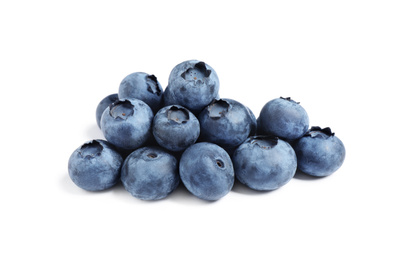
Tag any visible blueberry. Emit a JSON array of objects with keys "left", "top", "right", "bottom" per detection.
[
  {"left": 198, "top": 98, "right": 254, "bottom": 150},
  {"left": 164, "top": 60, "right": 219, "bottom": 115},
  {"left": 259, "top": 97, "right": 309, "bottom": 141},
  {"left": 293, "top": 126, "right": 345, "bottom": 177},
  {"left": 180, "top": 142, "right": 234, "bottom": 201},
  {"left": 118, "top": 72, "right": 163, "bottom": 114},
  {"left": 68, "top": 139, "right": 123, "bottom": 191},
  {"left": 232, "top": 136, "right": 297, "bottom": 191},
  {"left": 100, "top": 98, "right": 153, "bottom": 150},
  {"left": 95, "top": 93, "right": 119, "bottom": 128},
  {"left": 121, "top": 146, "right": 179, "bottom": 200},
  {"left": 153, "top": 105, "right": 200, "bottom": 152}
]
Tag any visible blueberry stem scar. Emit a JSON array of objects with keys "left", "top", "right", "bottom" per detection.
[
  {"left": 208, "top": 99, "right": 230, "bottom": 119},
  {"left": 180, "top": 61, "right": 212, "bottom": 80},
  {"left": 280, "top": 96, "right": 300, "bottom": 104},
  {"left": 249, "top": 136, "right": 279, "bottom": 149},
  {"left": 109, "top": 100, "right": 134, "bottom": 120},
  {"left": 79, "top": 140, "right": 103, "bottom": 158},
  {"left": 167, "top": 106, "right": 189, "bottom": 124},
  {"left": 305, "top": 126, "right": 335, "bottom": 137},
  {"left": 146, "top": 75, "right": 162, "bottom": 96}
]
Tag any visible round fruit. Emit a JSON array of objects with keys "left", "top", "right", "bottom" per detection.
[
  {"left": 180, "top": 142, "right": 234, "bottom": 201},
  {"left": 259, "top": 97, "right": 309, "bottom": 141},
  {"left": 233, "top": 136, "right": 297, "bottom": 191},
  {"left": 100, "top": 98, "right": 153, "bottom": 150},
  {"left": 293, "top": 126, "right": 345, "bottom": 177},
  {"left": 121, "top": 146, "right": 179, "bottom": 200},
  {"left": 68, "top": 139, "right": 123, "bottom": 191}
]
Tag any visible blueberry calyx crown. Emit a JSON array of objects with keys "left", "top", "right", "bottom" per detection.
[
  {"left": 194, "top": 62, "right": 211, "bottom": 77},
  {"left": 248, "top": 135, "right": 279, "bottom": 150},
  {"left": 109, "top": 99, "right": 134, "bottom": 120},
  {"left": 208, "top": 99, "right": 230, "bottom": 119},
  {"left": 181, "top": 61, "right": 212, "bottom": 81},
  {"left": 79, "top": 140, "right": 103, "bottom": 159},
  {"left": 280, "top": 96, "right": 300, "bottom": 104},
  {"left": 304, "top": 126, "right": 335, "bottom": 137},
  {"left": 167, "top": 106, "right": 189, "bottom": 124},
  {"left": 146, "top": 75, "right": 161, "bottom": 96}
]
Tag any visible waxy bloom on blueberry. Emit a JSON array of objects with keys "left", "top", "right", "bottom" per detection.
[
  {"left": 293, "top": 126, "right": 345, "bottom": 177},
  {"left": 198, "top": 98, "right": 254, "bottom": 149},
  {"left": 180, "top": 142, "right": 234, "bottom": 201},
  {"left": 121, "top": 146, "right": 179, "bottom": 200},
  {"left": 233, "top": 136, "right": 297, "bottom": 191},
  {"left": 164, "top": 60, "right": 220, "bottom": 115},
  {"left": 153, "top": 105, "right": 200, "bottom": 152},
  {"left": 68, "top": 139, "right": 123, "bottom": 191},
  {"left": 259, "top": 97, "right": 309, "bottom": 141},
  {"left": 118, "top": 72, "right": 163, "bottom": 114},
  {"left": 100, "top": 98, "right": 153, "bottom": 150}
]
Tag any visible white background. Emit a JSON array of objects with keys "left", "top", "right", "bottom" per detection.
[{"left": 1, "top": 0, "right": 403, "bottom": 259}]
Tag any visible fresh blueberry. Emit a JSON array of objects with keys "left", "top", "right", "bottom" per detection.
[
  {"left": 198, "top": 98, "right": 254, "bottom": 150},
  {"left": 68, "top": 139, "right": 123, "bottom": 191},
  {"left": 259, "top": 97, "right": 309, "bottom": 141},
  {"left": 180, "top": 142, "right": 234, "bottom": 201},
  {"left": 118, "top": 72, "right": 163, "bottom": 114},
  {"left": 100, "top": 98, "right": 153, "bottom": 150},
  {"left": 293, "top": 126, "right": 345, "bottom": 177},
  {"left": 121, "top": 146, "right": 179, "bottom": 200},
  {"left": 153, "top": 105, "right": 200, "bottom": 152},
  {"left": 164, "top": 60, "right": 219, "bottom": 115},
  {"left": 96, "top": 93, "right": 119, "bottom": 129},
  {"left": 232, "top": 136, "right": 297, "bottom": 191}
]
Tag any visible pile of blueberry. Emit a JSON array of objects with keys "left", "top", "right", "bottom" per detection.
[{"left": 68, "top": 60, "right": 346, "bottom": 201}]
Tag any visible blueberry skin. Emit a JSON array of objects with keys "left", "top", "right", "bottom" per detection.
[
  {"left": 95, "top": 93, "right": 119, "bottom": 128},
  {"left": 293, "top": 127, "right": 345, "bottom": 177},
  {"left": 118, "top": 72, "right": 163, "bottom": 114},
  {"left": 198, "top": 98, "right": 253, "bottom": 149},
  {"left": 180, "top": 142, "right": 234, "bottom": 201},
  {"left": 100, "top": 98, "right": 153, "bottom": 150},
  {"left": 121, "top": 146, "right": 179, "bottom": 200},
  {"left": 68, "top": 139, "right": 123, "bottom": 191},
  {"left": 233, "top": 136, "right": 297, "bottom": 191},
  {"left": 153, "top": 105, "right": 200, "bottom": 152},
  {"left": 259, "top": 97, "right": 309, "bottom": 141},
  {"left": 164, "top": 60, "right": 219, "bottom": 115}
]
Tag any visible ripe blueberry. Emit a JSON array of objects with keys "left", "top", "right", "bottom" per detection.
[
  {"left": 68, "top": 139, "right": 123, "bottom": 191},
  {"left": 233, "top": 136, "right": 297, "bottom": 191},
  {"left": 293, "top": 126, "right": 345, "bottom": 177},
  {"left": 100, "top": 98, "right": 153, "bottom": 150},
  {"left": 198, "top": 98, "right": 254, "bottom": 149},
  {"left": 164, "top": 60, "right": 219, "bottom": 115},
  {"left": 259, "top": 97, "right": 309, "bottom": 141},
  {"left": 118, "top": 72, "right": 163, "bottom": 114},
  {"left": 121, "top": 146, "right": 179, "bottom": 200},
  {"left": 153, "top": 105, "right": 200, "bottom": 152},
  {"left": 180, "top": 142, "right": 234, "bottom": 201}
]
